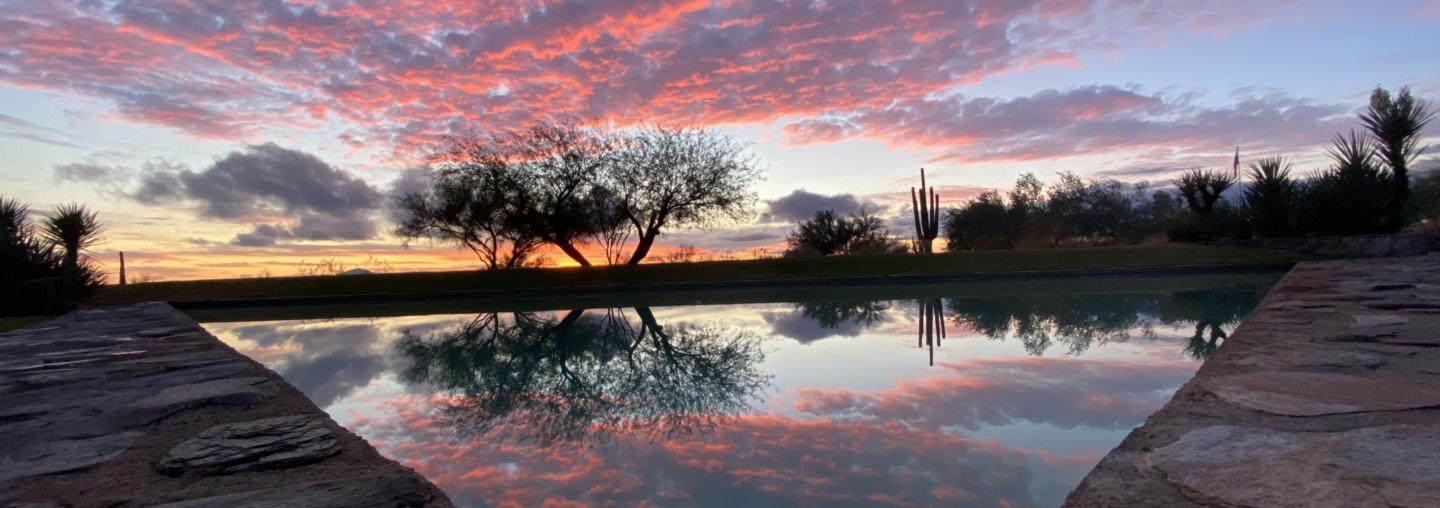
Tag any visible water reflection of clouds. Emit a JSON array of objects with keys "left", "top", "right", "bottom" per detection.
[
  {"left": 213, "top": 315, "right": 468, "bottom": 407},
  {"left": 201, "top": 284, "right": 1268, "bottom": 507},
  {"left": 789, "top": 356, "right": 1193, "bottom": 432},
  {"left": 358, "top": 403, "right": 1072, "bottom": 508}
]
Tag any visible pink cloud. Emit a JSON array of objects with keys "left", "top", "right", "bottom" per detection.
[
  {"left": 784, "top": 85, "right": 1354, "bottom": 165},
  {"left": 1, "top": 0, "right": 1306, "bottom": 161}
]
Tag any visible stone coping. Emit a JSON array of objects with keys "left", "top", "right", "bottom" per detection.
[
  {"left": 1063, "top": 255, "right": 1440, "bottom": 507},
  {"left": 0, "top": 303, "right": 454, "bottom": 507}
]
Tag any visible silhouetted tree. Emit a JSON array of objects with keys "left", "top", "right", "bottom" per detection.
[
  {"left": 609, "top": 125, "right": 763, "bottom": 264},
  {"left": 785, "top": 209, "right": 904, "bottom": 256},
  {"left": 1361, "top": 86, "right": 1435, "bottom": 226},
  {"left": 395, "top": 160, "right": 544, "bottom": 269},
  {"left": 942, "top": 191, "right": 1011, "bottom": 250}
]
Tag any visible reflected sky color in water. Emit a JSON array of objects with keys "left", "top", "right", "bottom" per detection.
[{"left": 207, "top": 284, "right": 1264, "bottom": 507}]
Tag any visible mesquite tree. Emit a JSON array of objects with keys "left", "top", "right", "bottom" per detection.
[{"left": 609, "top": 125, "right": 763, "bottom": 264}]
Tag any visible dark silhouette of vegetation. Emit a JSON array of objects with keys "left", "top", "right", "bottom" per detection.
[
  {"left": 395, "top": 158, "right": 544, "bottom": 269},
  {"left": 911, "top": 168, "right": 940, "bottom": 253},
  {"left": 1361, "top": 86, "right": 1436, "bottom": 228},
  {"left": 1, "top": 197, "right": 104, "bottom": 316},
  {"left": 398, "top": 120, "right": 762, "bottom": 268},
  {"left": 795, "top": 300, "right": 891, "bottom": 329},
  {"left": 1297, "top": 131, "right": 1394, "bottom": 236},
  {"left": 947, "top": 286, "right": 1265, "bottom": 359},
  {"left": 917, "top": 298, "right": 947, "bottom": 366},
  {"left": 784, "top": 209, "right": 906, "bottom": 256},
  {"left": 943, "top": 172, "right": 1177, "bottom": 250},
  {"left": 788, "top": 285, "right": 1267, "bottom": 361},
  {"left": 943, "top": 87, "right": 1432, "bottom": 247},
  {"left": 1242, "top": 156, "right": 1299, "bottom": 238},
  {"left": 41, "top": 203, "right": 104, "bottom": 272},
  {"left": 609, "top": 125, "right": 764, "bottom": 264},
  {"left": 395, "top": 307, "right": 769, "bottom": 446},
  {"left": 1174, "top": 167, "right": 1236, "bottom": 215}
]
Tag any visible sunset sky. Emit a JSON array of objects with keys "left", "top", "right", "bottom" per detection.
[{"left": 4, "top": 0, "right": 1439, "bottom": 280}]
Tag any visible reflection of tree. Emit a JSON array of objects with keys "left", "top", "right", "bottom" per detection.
[
  {"left": 946, "top": 286, "right": 1269, "bottom": 358},
  {"left": 947, "top": 294, "right": 1158, "bottom": 356},
  {"left": 1158, "top": 288, "right": 1263, "bottom": 360},
  {"left": 396, "top": 308, "right": 769, "bottom": 447},
  {"left": 795, "top": 300, "right": 891, "bottom": 329}
]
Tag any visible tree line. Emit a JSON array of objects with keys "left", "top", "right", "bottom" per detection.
[
  {"left": 934, "top": 86, "right": 1435, "bottom": 252},
  {"left": 1, "top": 198, "right": 105, "bottom": 316},
  {"left": 396, "top": 120, "right": 764, "bottom": 268}
]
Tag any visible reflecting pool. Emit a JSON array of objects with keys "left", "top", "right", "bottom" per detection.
[{"left": 204, "top": 276, "right": 1275, "bottom": 507}]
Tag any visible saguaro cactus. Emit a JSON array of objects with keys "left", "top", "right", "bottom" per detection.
[
  {"left": 917, "top": 298, "right": 947, "bottom": 366},
  {"left": 911, "top": 168, "right": 940, "bottom": 253}
]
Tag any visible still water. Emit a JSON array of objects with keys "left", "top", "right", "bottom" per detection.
[{"left": 204, "top": 277, "right": 1274, "bottom": 507}]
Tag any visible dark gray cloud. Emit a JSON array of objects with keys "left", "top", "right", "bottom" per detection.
[
  {"left": 231, "top": 213, "right": 379, "bottom": 246},
  {"left": 52, "top": 162, "right": 125, "bottom": 184},
  {"left": 762, "top": 311, "right": 867, "bottom": 344},
  {"left": 231, "top": 223, "right": 292, "bottom": 247},
  {"left": 116, "top": 143, "right": 387, "bottom": 247},
  {"left": 136, "top": 143, "right": 382, "bottom": 219},
  {"left": 763, "top": 189, "right": 874, "bottom": 223},
  {"left": 383, "top": 166, "right": 432, "bottom": 223},
  {"left": 226, "top": 322, "right": 391, "bottom": 408}
]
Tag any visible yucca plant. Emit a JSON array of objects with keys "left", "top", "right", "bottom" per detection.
[
  {"left": 1, "top": 197, "right": 104, "bottom": 316},
  {"left": 1300, "top": 131, "right": 1393, "bottom": 235},
  {"left": 1174, "top": 167, "right": 1236, "bottom": 214},
  {"left": 1360, "top": 86, "right": 1435, "bottom": 227},
  {"left": 1242, "top": 155, "right": 1297, "bottom": 237},
  {"left": 41, "top": 204, "right": 104, "bottom": 271}
]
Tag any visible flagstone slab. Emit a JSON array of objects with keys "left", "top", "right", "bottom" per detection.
[
  {"left": 1148, "top": 425, "right": 1440, "bottom": 508},
  {"left": 118, "top": 376, "right": 271, "bottom": 427},
  {"left": 148, "top": 474, "right": 433, "bottom": 508},
  {"left": 157, "top": 415, "right": 340, "bottom": 476},
  {"left": 1205, "top": 371, "right": 1440, "bottom": 416},
  {"left": 0, "top": 432, "right": 143, "bottom": 483}
]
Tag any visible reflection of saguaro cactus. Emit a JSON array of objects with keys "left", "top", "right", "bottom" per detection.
[
  {"left": 917, "top": 298, "right": 947, "bottom": 366},
  {"left": 911, "top": 168, "right": 940, "bottom": 253}
]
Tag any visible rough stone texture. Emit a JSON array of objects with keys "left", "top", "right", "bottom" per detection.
[
  {"left": 119, "top": 376, "right": 272, "bottom": 427},
  {"left": 157, "top": 415, "right": 340, "bottom": 475},
  {"left": 0, "top": 432, "right": 142, "bottom": 483},
  {"left": 148, "top": 474, "right": 433, "bottom": 508},
  {"left": 1206, "top": 371, "right": 1440, "bottom": 416},
  {"left": 1149, "top": 425, "right": 1440, "bottom": 508},
  {"left": 0, "top": 303, "right": 454, "bottom": 507},
  {"left": 1065, "top": 255, "right": 1440, "bottom": 507}
]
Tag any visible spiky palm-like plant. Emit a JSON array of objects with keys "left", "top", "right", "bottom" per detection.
[
  {"left": 1302, "top": 131, "right": 1393, "bottom": 235},
  {"left": 1242, "top": 156, "right": 1297, "bottom": 237},
  {"left": 41, "top": 204, "right": 103, "bottom": 271},
  {"left": 1360, "top": 86, "right": 1435, "bottom": 226},
  {"left": 1174, "top": 167, "right": 1236, "bottom": 214},
  {"left": 1, "top": 196, "right": 103, "bottom": 315}
]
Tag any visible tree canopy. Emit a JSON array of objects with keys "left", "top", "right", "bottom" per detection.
[{"left": 396, "top": 121, "right": 763, "bottom": 268}]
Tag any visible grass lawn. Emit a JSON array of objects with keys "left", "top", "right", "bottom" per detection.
[
  {"left": 90, "top": 244, "right": 1305, "bottom": 308},
  {"left": 0, "top": 316, "right": 57, "bottom": 333}
]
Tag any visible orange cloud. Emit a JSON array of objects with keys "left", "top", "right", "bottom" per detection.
[{"left": 1, "top": 0, "right": 1310, "bottom": 162}]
